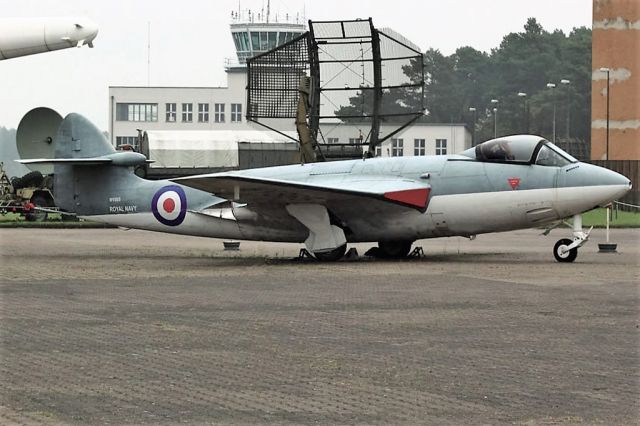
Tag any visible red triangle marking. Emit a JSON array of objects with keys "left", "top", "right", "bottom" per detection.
[
  {"left": 383, "top": 188, "right": 430, "bottom": 209},
  {"left": 508, "top": 178, "right": 521, "bottom": 190}
]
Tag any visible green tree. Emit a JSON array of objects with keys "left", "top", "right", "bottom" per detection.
[{"left": 335, "top": 18, "right": 592, "bottom": 158}]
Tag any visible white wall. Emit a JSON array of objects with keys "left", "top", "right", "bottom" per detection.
[
  {"left": 319, "top": 123, "right": 472, "bottom": 156},
  {"left": 109, "top": 79, "right": 472, "bottom": 156}
]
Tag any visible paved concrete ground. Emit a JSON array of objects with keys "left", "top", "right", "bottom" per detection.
[{"left": 0, "top": 228, "right": 638, "bottom": 424}]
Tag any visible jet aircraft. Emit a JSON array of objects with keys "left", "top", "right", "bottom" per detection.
[{"left": 19, "top": 111, "right": 631, "bottom": 262}]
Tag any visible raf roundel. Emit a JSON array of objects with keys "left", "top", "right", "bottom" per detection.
[{"left": 151, "top": 185, "right": 187, "bottom": 226}]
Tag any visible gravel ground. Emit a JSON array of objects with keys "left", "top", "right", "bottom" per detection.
[{"left": 0, "top": 228, "right": 638, "bottom": 424}]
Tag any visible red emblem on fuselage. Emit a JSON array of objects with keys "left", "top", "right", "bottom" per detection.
[{"left": 508, "top": 178, "right": 521, "bottom": 190}]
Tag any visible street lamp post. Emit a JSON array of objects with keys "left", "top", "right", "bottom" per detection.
[
  {"left": 546, "top": 83, "right": 557, "bottom": 142},
  {"left": 517, "top": 92, "right": 527, "bottom": 133},
  {"left": 560, "top": 79, "right": 571, "bottom": 139},
  {"left": 490, "top": 99, "right": 499, "bottom": 138},
  {"left": 599, "top": 67, "right": 610, "bottom": 160},
  {"left": 468, "top": 107, "right": 477, "bottom": 146}
]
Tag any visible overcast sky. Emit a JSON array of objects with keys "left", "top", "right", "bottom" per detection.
[{"left": 0, "top": 0, "right": 591, "bottom": 131}]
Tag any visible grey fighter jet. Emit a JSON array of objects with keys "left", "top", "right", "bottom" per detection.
[{"left": 20, "top": 112, "right": 631, "bottom": 262}]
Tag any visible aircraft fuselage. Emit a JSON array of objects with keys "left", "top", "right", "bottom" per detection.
[{"left": 84, "top": 154, "right": 630, "bottom": 244}]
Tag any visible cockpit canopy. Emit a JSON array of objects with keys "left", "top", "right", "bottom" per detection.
[{"left": 461, "top": 135, "right": 578, "bottom": 167}]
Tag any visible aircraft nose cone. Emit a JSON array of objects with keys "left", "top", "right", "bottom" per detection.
[
  {"left": 74, "top": 17, "right": 99, "bottom": 43},
  {"left": 605, "top": 166, "right": 632, "bottom": 190},
  {"left": 594, "top": 164, "right": 632, "bottom": 203},
  {"left": 84, "top": 19, "right": 99, "bottom": 40}
]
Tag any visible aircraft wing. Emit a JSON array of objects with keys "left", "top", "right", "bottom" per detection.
[{"left": 175, "top": 173, "right": 431, "bottom": 212}]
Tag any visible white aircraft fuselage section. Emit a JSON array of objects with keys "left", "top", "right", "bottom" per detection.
[{"left": 0, "top": 17, "right": 98, "bottom": 60}]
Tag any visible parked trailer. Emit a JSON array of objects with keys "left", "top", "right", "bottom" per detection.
[{"left": 0, "top": 163, "right": 55, "bottom": 221}]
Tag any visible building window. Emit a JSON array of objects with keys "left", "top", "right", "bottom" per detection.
[
  {"left": 348, "top": 137, "right": 362, "bottom": 145},
  {"left": 116, "top": 136, "right": 139, "bottom": 150},
  {"left": 375, "top": 145, "right": 382, "bottom": 157},
  {"left": 391, "top": 138, "right": 404, "bottom": 157},
  {"left": 182, "top": 103, "right": 193, "bottom": 122},
  {"left": 414, "top": 138, "right": 426, "bottom": 156},
  {"left": 198, "top": 103, "right": 209, "bottom": 122},
  {"left": 115, "top": 103, "right": 158, "bottom": 122},
  {"left": 231, "top": 103, "right": 242, "bottom": 122},
  {"left": 327, "top": 138, "right": 339, "bottom": 144},
  {"left": 165, "top": 103, "right": 176, "bottom": 122},
  {"left": 214, "top": 103, "right": 225, "bottom": 123},
  {"left": 232, "top": 32, "right": 250, "bottom": 52},
  {"left": 436, "top": 138, "right": 447, "bottom": 155}
]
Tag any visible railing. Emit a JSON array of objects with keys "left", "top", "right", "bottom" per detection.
[{"left": 230, "top": 9, "right": 305, "bottom": 25}]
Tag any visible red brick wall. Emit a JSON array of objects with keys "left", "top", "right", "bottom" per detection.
[{"left": 591, "top": 0, "right": 640, "bottom": 160}]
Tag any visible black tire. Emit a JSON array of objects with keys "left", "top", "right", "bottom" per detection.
[
  {"left": 19, "top": 171, "right": 44, "bottom": 188},
  {"left": 553, "top": 238, "right": 578, "bottom": 263},
  {"left": 25, "top": 194, "right": 49, "bottom": 222},
  {"left": 378, "top": 240, "right": 413, "bottom": 259},
  {"left": 314, "top": 244, "right": 347, "bottom": 262},
  {"left": 10, "top": 176, "right": 22, "bottom": 191}
]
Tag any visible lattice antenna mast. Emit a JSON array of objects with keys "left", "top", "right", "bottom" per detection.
[{"left": 246, "top": 18, "right": 424, "bottom": 160}]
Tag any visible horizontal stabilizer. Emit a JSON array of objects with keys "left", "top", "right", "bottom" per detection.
[
  {"left": 17, "top": 152, "right": 149, "bottom": 167},
  {"left": 17, "top": 157, "right": 112, "bottom": 165}
]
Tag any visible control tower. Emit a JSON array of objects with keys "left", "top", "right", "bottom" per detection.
[{"left": 226, "top": 2, "right": 306, "bottom": 71}]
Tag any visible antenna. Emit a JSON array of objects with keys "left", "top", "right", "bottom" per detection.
[
  {"left": 147, "top": 21, "right": 151, "bottom": 86},
  {"left": 266, "top": 0, "right": 270, "bottom": 23}
]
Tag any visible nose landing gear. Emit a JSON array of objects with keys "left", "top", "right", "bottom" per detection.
[
  {"left": 553, "top": 238, "right": 578, "bottom": 262},
  {"left": 553, "top": 214, "right": 592, "bottom": 263}
]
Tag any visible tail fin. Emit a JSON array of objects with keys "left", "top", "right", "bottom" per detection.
[
  {"left": 17, "top": 112, "right": 148, "bottom": 213},
  {"left": 53, "top": 114, "right": 111, "bottom": 212},
  {"left": 54, "top": 113, "right": 115, "bottom": 159}
]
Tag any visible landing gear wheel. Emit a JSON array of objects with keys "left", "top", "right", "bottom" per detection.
[
  {"left": 313, "top": 244, "right": 347, "bottom": 262},
  {"left": 378, "top": 240, "right": 413, "bottom": 259},
  {"left": 554, "top": 238, "right": 578, "bottom": 263}
]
